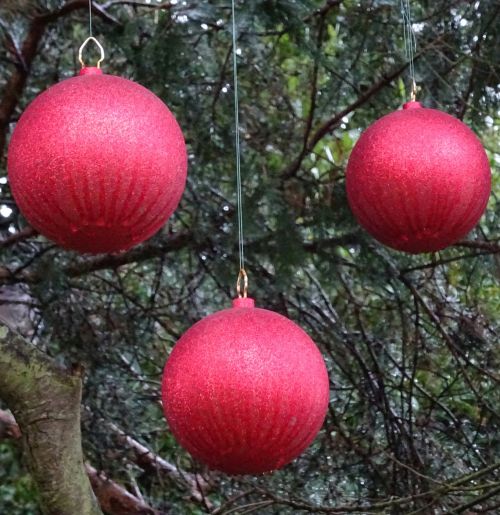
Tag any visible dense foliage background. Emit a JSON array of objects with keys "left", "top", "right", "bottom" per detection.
[{"left": 0, "top": 0, "right": 499, "bottom": 513}]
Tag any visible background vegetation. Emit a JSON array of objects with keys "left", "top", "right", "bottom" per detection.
[{"left": 0, "top": 0, "right": 498, "bottom": 513}]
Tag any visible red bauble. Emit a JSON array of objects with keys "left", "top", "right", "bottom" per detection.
[
  {"left": 162, "top": 297, "right": 329, "bottom": 475},
  {"left": 8, "top": 67, "right": 187, "bottom": 254},
  {"left": 346, "top": 102, "right": 491, "bottom": 253}
]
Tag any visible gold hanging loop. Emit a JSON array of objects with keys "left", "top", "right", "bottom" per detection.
[
  {"left": 410, "top": 79, "right": 418, "bottom": 102},
  {"left": 236, "top": 268, "right": 248, "bottom": 298},
  {"left": 78, "top": 36, "right": 105, "bottom": 69}
]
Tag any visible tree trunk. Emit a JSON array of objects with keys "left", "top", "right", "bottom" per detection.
[{"left": 0, "top": 324, "right": 103, "bottom": 515}]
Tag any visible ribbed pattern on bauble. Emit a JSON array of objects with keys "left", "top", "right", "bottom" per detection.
[
  {"left": 162, "top": 298, "right": 330, "bottom": 475},
  {"left": 346, "top": 102, "right": 491, "bottom": 253},
  {"left": 8, "top": 67, "right": 187, "bottom": 254}
]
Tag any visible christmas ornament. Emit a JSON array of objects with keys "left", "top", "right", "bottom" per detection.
[
  {"left": 162, "top": 296, "right": 330, "bottom": 475},
  {"left": 8, "top": 65, "right": 187, "bottom": 254},
  {"left": 346, "top": 101, "right": 491, "bottom": 253},
  {"left": 162, "top": 0, "right": 329, "bottom": 476}
]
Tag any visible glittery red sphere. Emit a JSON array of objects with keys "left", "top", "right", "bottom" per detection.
[
  {"left": 162, "top": 297, "right": 330, "bottom": 475},
  {"left": 346, "top": 102, "right": 491, "bottom": 253},
  {"left": 8, "top": 67, "right": 187, "bottom": 254}
]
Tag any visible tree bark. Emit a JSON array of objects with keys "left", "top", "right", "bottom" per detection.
[{"left": 0, "top": 324, "right": 103, "bottom": 515}]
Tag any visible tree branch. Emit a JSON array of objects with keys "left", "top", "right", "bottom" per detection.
[
  {"left": 86, "top": 464, "right": 163, "bottom": 515},
  {"left": 0, "top": 407, "right": 21, "bottom": 439},
  {"left": 0, "top": 226, "right": 37, "bottom": 249},
  {"left": 280, "top": 61, "right": 410, "bottom": 180},
  {"left": 0, "top": 229, "right": 362, "bottom": 285},
  {"left": 279, "top": 34, "right": 446, "bottom": 182},
  {"left": 100, "top": 0, "right": 174, "bottom": 9},
  {"left": 454, "top": 239, "right": 500, "bottom": 253},
  {"left": 64, "top": 232, "right": 193, "bottom": 278},
  {"left": 0, "top": 231, "right": 192, "bottom": 284},
  {"left": 107, "top": 421, "right": 211, "bottom": 506}
]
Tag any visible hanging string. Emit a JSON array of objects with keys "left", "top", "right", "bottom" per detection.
[
  {"left": 400, "top": 0, "right": 417, "bottom": 101},
  {"left": 88, "top": 0, "right": 93, "bottom": 37},
  {"left": 231, "top": 0, "right": 247, "bottom": 296}
]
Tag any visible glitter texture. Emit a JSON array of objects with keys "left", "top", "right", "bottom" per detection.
[
  {"left": 346, "top": 102, "right": 491, "bottom": 253},
  {"left": 162, "top": 298, "right": 330, "bottom": 475},
  {"left": 8, "top": 67, "right": 187, "bottom": 254}
]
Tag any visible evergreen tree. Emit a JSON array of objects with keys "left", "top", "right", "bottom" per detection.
[{"left": 0, "top": 1, "right": 498, "bottom": 513}]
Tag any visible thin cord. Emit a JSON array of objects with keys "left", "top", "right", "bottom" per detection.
[
  {"left": 401, "top": 0, "right": 417, "bottom": 100},
  {"left": 89, "top": 0, "right": 93, "bottom": 37},
  {"left": 231, "top": 0, "right": 245, "bottom": 273}
]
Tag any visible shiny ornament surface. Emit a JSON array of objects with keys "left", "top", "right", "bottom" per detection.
[
  {"left": 8, "top": 67, "right": 187, "bottom": 254},
  {"left": 346, "top": 101, "right": 491, "bottom": 253},
  {"left": 162, "top": 297, "right": 329, "bottom": 475}
]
